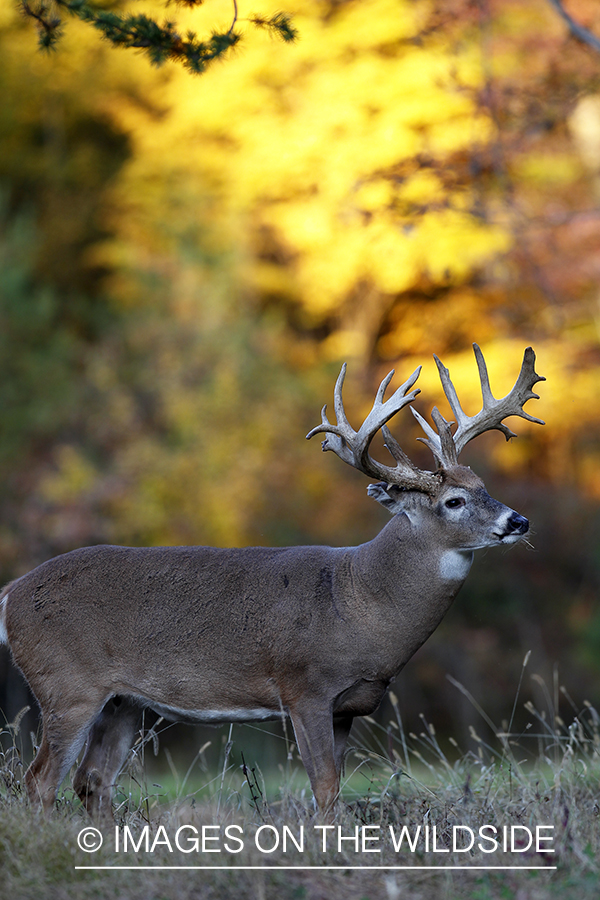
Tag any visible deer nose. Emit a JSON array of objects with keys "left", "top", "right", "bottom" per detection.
[{"left": 507, "top": 512, "right": 528, "bottom": 534}]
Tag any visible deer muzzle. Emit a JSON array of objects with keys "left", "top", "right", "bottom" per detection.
[{"left": 497, "top": 511, "right": 529, "bottom": 543}]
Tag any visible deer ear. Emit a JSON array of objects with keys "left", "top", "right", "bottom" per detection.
[
  {"left": 367, "top": 482, "right": 429, "bottom": 520},
  {"left": 367, "top": 482, "right": 403, "bottom": 511}
]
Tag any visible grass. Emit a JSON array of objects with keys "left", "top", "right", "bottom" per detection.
[{"left": 1, "top": 667, "right": 600, "bottom": 899}]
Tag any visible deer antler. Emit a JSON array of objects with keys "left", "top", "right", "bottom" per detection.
[
  {"left": 413, "top": 344, "right": 545, "bottom": 467},
  {"left": 308, "top": 346, "right": 544, "bottom": 490},
  {"left": 306, "top": 363, "right": 442, "bottom": 493}
]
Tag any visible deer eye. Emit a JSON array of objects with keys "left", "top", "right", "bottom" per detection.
[{"left": 445, "top": 497, "right": 466, "bottom": 509}]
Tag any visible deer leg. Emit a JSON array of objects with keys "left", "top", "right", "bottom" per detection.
[
  {"left": 25, "top": 699, "right": 105, "bottom": 815},
  {"left": 333, "top": 715, "right": 353, "bottom": 780},
  {"left": 73, "top": 696, "right": 141, "bottom": 822},
  {"left": 289, "top": 705, "right": 342, "bottom": 817}
]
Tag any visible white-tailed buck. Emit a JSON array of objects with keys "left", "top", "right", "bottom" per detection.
[{"left": 0, "top": 344, "right": 544, "bottom": 819}]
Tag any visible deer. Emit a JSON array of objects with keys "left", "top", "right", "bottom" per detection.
[{"left": 0, "top": 343, "right": 544, "bottom": 821}]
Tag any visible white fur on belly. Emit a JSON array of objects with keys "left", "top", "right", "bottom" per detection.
[{"left": 145, "top": 698, "right": 278, "bottom": 724}]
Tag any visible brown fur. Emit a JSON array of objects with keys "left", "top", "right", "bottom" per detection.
[{"left": 1, "top": 470, "right": 527, "bottom": 819}]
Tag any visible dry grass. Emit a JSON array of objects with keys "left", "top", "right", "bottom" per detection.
[{"left": 1, "top": 669, "right": 599, "bottom": 900}]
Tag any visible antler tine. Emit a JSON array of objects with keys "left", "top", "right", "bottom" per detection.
[
  {"left": 408, "top": 405, "right": 459, "bottom": 468},
  {"left": 433, "top": 354, "right": 469, "bottom": 434},
  {"left": 430, "top": 343, "right": 545, "bottom": 461},
  {"left": 380, "top": 424, "right": 444, "bottom": 490},
  {"left": 354, "top": 366, "right": 422, "bottom": 470},
  {"left": 307, "top": 363, "right": 441, "bottom": 492},
  {"left": 332, "top": 362, "right": 352, "bottom": 434},
  {"left": 497, "top": 345, "right": 546, "bottom": 425},
  {"left": 472, "top": 342, "right": 495, "bottom": 406},
  {"left": 432, "top": 407, "right": 459, "bottom": 465},
  {"left": 305, "top": 371, "right": 357, "bottom": 468},
  {"left": 410, "top": 407, "right": 441, "bottom": 463},
  {"left": 306, "top": 364, "right": 361, "bottom": 467}
]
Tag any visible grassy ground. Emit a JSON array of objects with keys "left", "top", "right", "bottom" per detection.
[{"left": 1, "top": 681, "right": 599, "bottom": 899}]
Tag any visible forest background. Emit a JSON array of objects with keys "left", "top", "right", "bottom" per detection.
[{"left": 1, "top": 0, "right": 600, "bottom": 770}]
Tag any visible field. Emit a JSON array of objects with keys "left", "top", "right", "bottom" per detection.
[{"left": 1, "top": 681, "right": 599, "bottom": 900}]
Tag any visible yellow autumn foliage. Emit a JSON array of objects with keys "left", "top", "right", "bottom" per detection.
[
  {"left": 3, "top": 0, "right": 600, "bottom": 544},
  {"left": 78, "top": 0, "right": 600, "bottom": 501},
  {"left": 96, "top": 0, "right": 507, "bottom": 328}
]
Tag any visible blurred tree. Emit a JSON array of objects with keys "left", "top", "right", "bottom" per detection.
[{"left": 92, "top": 0, "right": 600, "bottom": 494}]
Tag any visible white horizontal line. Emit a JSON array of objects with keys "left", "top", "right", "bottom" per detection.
[{"left": 75, "top": 865, "right": 557, "bottom": 871}]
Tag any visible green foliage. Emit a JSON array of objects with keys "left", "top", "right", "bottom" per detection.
[
  {"left": 20, "top": 0, "right": 63, "bottom": 50},
  {"left": 0, "top": 200, "right": 81, "bottom": 464},
  {"left": 249, "top": 11, "right": 298, "bottom": 42},
  {"left": 19, "top": 0, "right": 297, "bottom": 74},
  {"left": 70, "top": 2, "right": 242, "bottom": 75}
]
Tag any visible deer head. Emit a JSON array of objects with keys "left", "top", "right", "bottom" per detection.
[{"left": 307, "top": 343, "right": 545, "bottom": 549}]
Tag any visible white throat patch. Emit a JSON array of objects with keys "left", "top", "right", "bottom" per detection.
[{"left": 439, "top": 550, "right": 473, "bottom": 582}]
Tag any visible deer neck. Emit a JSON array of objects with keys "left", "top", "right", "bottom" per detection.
[
  {"left": 357, "top": 502, "right": 472, "bottom": 577},
  {"left": 349, "top": 511, "right": 472, "bottom": 664}
]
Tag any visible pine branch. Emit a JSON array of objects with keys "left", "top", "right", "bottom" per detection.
[
  {"left": 19, "top": 0, "right": 296, "bottom": 73},
  {"left": 248, "top": 11, "right": 298, "bottom": 43},
  {"left": 20, "top": 0, "right": 63, "bottom": 49}
]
